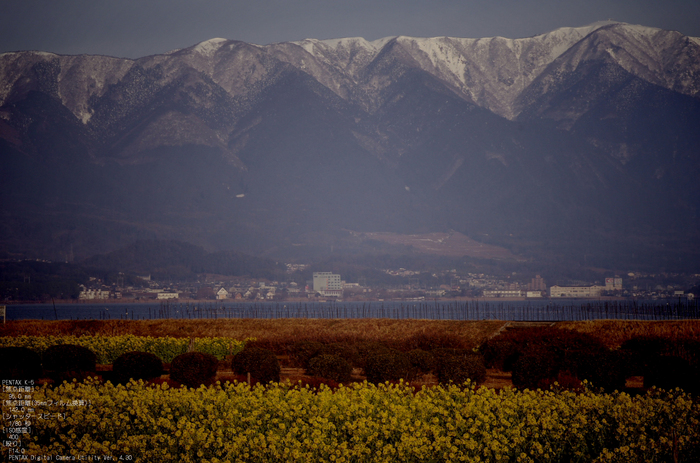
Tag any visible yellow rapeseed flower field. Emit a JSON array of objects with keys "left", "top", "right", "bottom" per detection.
[{"left": 3, "top": 379, "right": 698, "bottom": 462}]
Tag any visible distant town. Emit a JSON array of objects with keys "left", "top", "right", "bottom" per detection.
[{"left": 74, "top": 267, "right": 697, "bottom": 303}]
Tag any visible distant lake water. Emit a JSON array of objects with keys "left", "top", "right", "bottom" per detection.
[{"left": 4, "top": 298, "right": 698, "bottom": 321}]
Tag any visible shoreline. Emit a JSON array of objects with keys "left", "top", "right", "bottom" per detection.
[{"left": 4, "top": 295, "right": 632, "bottom": 305}]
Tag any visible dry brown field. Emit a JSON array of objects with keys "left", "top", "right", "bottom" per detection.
[
  {"left": 3, "top": 318, "right": 699, "bottom": 349},
  {"left": 556, "top": 319, "right": 700, "bottom": 348},
  {"left": 0, "top": 319, "right": 504, "bottom": 350}
]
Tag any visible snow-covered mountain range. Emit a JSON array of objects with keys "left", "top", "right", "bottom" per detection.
[{"left": 1, "top": 22, "right": 699, "bottom": 269}]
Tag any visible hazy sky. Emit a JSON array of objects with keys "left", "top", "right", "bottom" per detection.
[{"left": 2, "top": 0, "right": 700, "bottom": 58}]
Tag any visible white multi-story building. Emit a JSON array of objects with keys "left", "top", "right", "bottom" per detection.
[
  {"left": 313, "top": 272, "right": 343, "bottom": 297},
  {"left": 483, "top": 290, "right": 523, "bottom": 298},
  {"left": 550, "top": 285, "right": 605, "bottom": 298},
  {"left": 78, "top": 288, "right": 111, "bottom": 300}
]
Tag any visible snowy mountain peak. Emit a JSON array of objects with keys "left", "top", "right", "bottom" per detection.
[
  {"left": 292, "top": 36, "right": 396, "bottom": 57},
  {"left": 2, "top": 23, "right": 698, "bottom": 125},
  {"left": 319, "top": 36, "right": 395, "bottom": 51},
  {"left": 0, "top": 50, "right": 58, "bottom": 58},
  {"left": 192, "top": 38, "right": 229, "bottom": 56},
  {"left": 247, "top": 24, "right": 700, "bottom": 119}
]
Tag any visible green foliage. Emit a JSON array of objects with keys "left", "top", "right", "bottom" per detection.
[
  {"left": 364, "top": 349, "right": 413, "bottom": 383},
  {"left": 0, "top": 346, "right": 42, "bottom": 380},
  {"left": 355, "top": 341, "right": 393, "bottom": 370},
  {"left": 307, "top": 354, "right": 353, "bottom": 384},
  {"left": 0, "top": 335, "right": 245, "bottom": 363},
  {"left": 231, "top": 347, "right": 281, "bottom": 384},
  {"left": 511, "top": 345, "right": 629, "bottom": 392},
  {"left": 569, "top": 350, "right": 630, "bottom": 392},
  {"left": 407, "top": 349, "right": 435, "bottom": 376},
  {"left": 487, "top": 327, "right": 618, "bottom": 390},
  {"left": 644, "top": 355, "right": 699, "bottom": 394},
  {"left": 620, "top": 336, "right": 669, "bottom": 375},
  {"left": 433, "top": 349, "right": 486, "bottom": 385},
  {"left": 621, "top": 336, "right": 700, "bottom": 379},
  {"left": 112, "top": 351, "right": 163, "bottom": 384},
  {"left": 170, "top": 352, "right": 219, "bottom": 388},
  {"left": 511, "top": 346, "right": 559, "bottom": 390},
  {"left": 317, "top": 343, "right": 360, "bottom": 368},
  {"left": 42, "top": 344, "right": 97, "bottom": 383},
  {"left": 289, "top": 340, "right": 324, "bottom": 368},
  {"left": 481, "top": 338, "right": 520, "bottom": 371},
  {"left": 191, "top": 337, "right": 246, "bottom": 360}
]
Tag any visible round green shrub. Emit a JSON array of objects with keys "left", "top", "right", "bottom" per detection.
[
  {"left": 318, "top": 343, "right": 360, "bottom": 368},
  {"left": 289, "top": 340, "right": 324, "bottom": 368},
  {"left": 307, "top": 354, "right": 353, "bottom": 383},
  {"left": 231, "top": 347, "right": 280, "bottom": 384},
  {"left": 0, "top": 346, "right": 42, "bottom": 380},
  {"left": 42, "top": 344, "right": 97, "bottom": 383},
  {"left": 112, "top": 351, "right": 163, "bottom": 384},
  {"left": 364, "top": 349, "right": 413, "bottom": 383},
  {"left": 569, "top": 350, "right": 629, "bottom": 391},
  {"left": 644, "top": 355, "right": 696, "bottom": 393},
  {"left": 620, "top": 336, "right": 669, "bottom": 376},
  {"left": 407, "top": 349, "right": 435, "bottom": 375},
  {"left": 435, "top": 352, "right": 486, "bottom": 385},
  {"left": 511, "top": 346, "right": 559, "bottom": 390},
  {"left": 481, "top": 338, "right": 520, "bottom": 371},
  {"left": 355, "top": 341, "right": 393, "bottom": 370},
  {"left": 170, "top": 351, "right": 219, "bottom": 388}
]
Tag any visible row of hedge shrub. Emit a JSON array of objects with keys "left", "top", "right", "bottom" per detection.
[
  {"left": 1, "top": 344, "right": 153, "bottom": 383},
  {"left": 0, "top": 343, "right": 230, "bottom": 388},
  {"left": 274, "top": 339, "right": 487, "bottom": 385},
  {"left": 4, "top": 331, "right": 697, "bottom": 392},
  {"left": 13, "top": 341, "right": 486, "bottom": 388},
  {"left": 480, "top": 328, "right": 700, "bottom": 393},
  {"left": 0, "top": 334, "right": 246, "bottom": 363}
]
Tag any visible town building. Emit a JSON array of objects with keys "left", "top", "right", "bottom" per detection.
[
  {"left": 528, "top": 275, "right": 547, "bottom": 291},
  {"left": 549, "top": 285, "right": 605, "bottom": 298},
  {"left": 483, "top": 290, "right": 523, "bottom": 298},
  {"left": 605, "top": 277, "right": 623, "bottom": 291},
  {"left": 313, "top": 272, "right": 343, "bottom": 297},
  {"left": 78, "top": 288, "right": 111, "bottom": 300}
]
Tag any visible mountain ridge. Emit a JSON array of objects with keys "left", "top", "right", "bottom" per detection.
[
  {"left": 4, "top": 22, "right": 698, "bottom": 124},
  {"left": 1, "top": 22, "right": 699, "bottom": 271}
]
